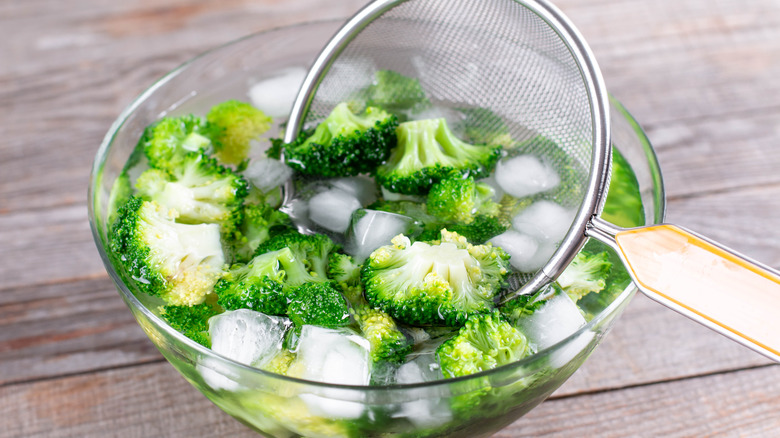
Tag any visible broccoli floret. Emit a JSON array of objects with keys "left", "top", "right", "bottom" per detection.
[
  {"left": 327, "top": 252, "right": 365, "bottom": 305},
  {"left": 286, "top": 282, "right": 351, "bottom": 328},
  {"left": 456, "top": 107, "right": 515, "bottom": 149},
  {"left": 556, "top": 250, "right": 612, "bottom": 302},
  {"left": 260, "top": 349, "right": 296, "bottom": 375},
  {"left": 427, "top": 174, "right": 500, "bottom": 224},
  {"left": 361, "top": 230, "right": 511, "bottom": 326},
  {"left": 279, "top": 102, "right": 398, "bottom": 177},
  {"left": 447, "top": 214, "right": 507, "bottom": 244},
  {"left": 206, "top": 100, "right": 272, "bottom": 167},
  {"left": 109, "top": 197, "right": 225, "bottom": 306},
  {"left": 602, "top": 148, "right": 645, "bottom": 228},
  {"left": 231, "top": 201, "right": 291, "bottom": 263},
  {"left": 159, "top": 300, "right": 221, "bottom": 347},
  {"left": 213, "top": 248, "right": 301, "bottom": 315},
  {"left": 134, "top": 151, "right": 248, "bottom": 236},
  {"left": 363, "top": 70, "right": 430, "bottom": 121},
  {"left": 437, "top": 311, "right": 531, "bottom": 378},
  {"left": 254, "top": 230, "right": 339, "bottom": 280},
  {"left": 352, "top": 306, "right": 411, "bottom": 364},
  {"left": 140, "top": 114, "right": 213, "bottom": 172},
  {"left": 376, "top": 118, "right": 502, "bottom": 195}
]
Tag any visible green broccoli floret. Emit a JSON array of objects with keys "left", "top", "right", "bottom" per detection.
[
  {"left": 231, "top": 201, "right": 291, "bottom": 263},
  {"left": 327, "top": 252, "right": 365, "bottom": 305},
  {"left": 279, "top": 102, "right": 398, "bottom": 177},
  {"left": 140, "top": 114, "right": 213, "bottom": 172},
  {"left": 376, "top": 118, "right": 502, "bottom": 195},
  {"left": 134, "top": 151, "right": 248, "bottom": 236},
  {"left": 447, "top": 215, "right": 507, "bottom": 244},
  {"left": 159, "top": 300, "right": 222, "bottom": 347},
  {"left": 213, "top": 248, "right": 301, "bottom": 315},
  {"left": 427, "top": 174, "right": 499, "bottom": 224},
  {"left": 260, "top": 349, "right": 296, "bottom": 375},
  {"left": 361, "top": 230, "right": 511, "bottom": 326},
  {"left": 556, "top": 250, "right": 612, "bottom": 302},
  {"left": 456, "top": 107, "right": 515, "bottom": 149},
  {"left": 254, "top": 230, "right": 339, "bottom": 280},
  {"left": 206, "top": 100, "right": 272, "bottom": 167},
  {"left": 363, "top": 70, "right": 430, "bottom": 121},
  {"left": 437, "top": 311, "right": 531, "bottom": 378},
  {"left": 352, "top": 306, "right": 411, "bottom": 364},
  {"left": 602, "top": 148, "right": 645, "bottom": 228},
  {"left": 109, "top": 197, "right": 225, "bottom": 306},
  {"left": 286, "top": 282, "right": 351, "bottom": 328}
]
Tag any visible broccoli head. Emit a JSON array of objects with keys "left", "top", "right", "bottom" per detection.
[
  {"left": 286, "top": 282, "right": 351, "bottom": 328},
  {"left": 109, "top": 197, "right": 225, "bottom": 306},
  {"left": 231, "top": 201, "right": 292, "bottom": 263},
  {"left": 278, "top": 102, "right": 398, "bottom": 177},
  {"left": 447, "top": 214, "right": 507, "bottom": 244},
  {"left": 375, "top": 118, "right": 502, "bottom": 195},
  {"left": 437, "top": 311, "right": 531, "bottom": 378},
  {"left": 159, "top": 300, "right": 222, "bottom": 347},
  {"left": 361, "top": 230, "right": 511, "bottom": 326},
  {"left": 556, "top": 250, "right": 612, "bottom": 302},
  {"left": 363, "top": 70, "right": 430, "bottom": 121},
  {"left": 213, "top": 248, "right": 300, "bottom": 315},
  {"left": 427, "top": 174, "right": 500, "bottom": 224},
  {"left": 206, "top": 100, "right": 272, "bottom": 167},
  {"left": 327, "top": 252, "right": 365, "bottom": 306},
  {"left": 134, "top": 151, "right": 248, "bottom": 236},
  {"left": 253, "top": 230, "right": 339, "bottom": 281},
  {"left": 352, "top": 306, "right": 411, "bottom": 364},
  {"left": 140, "top": 114, "right": 213, "bottom": 172}
]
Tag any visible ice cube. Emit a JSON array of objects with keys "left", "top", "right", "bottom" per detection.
[
  {"left": 346, "top": 209, "right": 418, "bottom": 262},
  {"left": 512, "top": 200, "right": 575, "bottom": 243},
  {"left": 199, "top": 310, "right": 291, "bottom": 391},
  {"left": 291, "top": 326, "right": 371, "bottom": 419},
  {"left": 308, "top": 188, "right": 362, "bottom": 233},
  {"left": 248, "top": 67, "right": 307, "bottom": 118},
  {"left": 393, "top": 354, "right": 452, "bottom": 428},
  {"left": 516, "top": 291, "right": 591, "bottom": 368},
  {"left": 495, "top": 154, "right": 560, "bottom": 198},
  {"left": 396, "top": 354, "right": 443, "bottom": 384},
  {"left": 243, "top": 157, "right": 292, "bottom": 194},
  {"left": 329, "top": 176, "right": 378, "bottom": 206},
  {"left": 209, "top": 309, "right": 290, "bottom": 367},
  {"left": 489, "top": 230, "right": 543, "bottom": 272}
]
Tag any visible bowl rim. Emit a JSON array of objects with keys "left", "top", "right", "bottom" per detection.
[{"left": 88, "top": 19, "right": 666, "bottom": 392}]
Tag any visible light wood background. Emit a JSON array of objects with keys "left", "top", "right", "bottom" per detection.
[{"left": 2, "top": 0, "right": 779, "bottom": 436}]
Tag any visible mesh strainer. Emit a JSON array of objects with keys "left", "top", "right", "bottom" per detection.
[{"left": 284, "top": 0, "right": 780, "bottom": 362}]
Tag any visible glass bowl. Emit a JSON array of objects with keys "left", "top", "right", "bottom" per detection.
[{"left": 88, "top": 20, "right": 665, "bottom": 438}]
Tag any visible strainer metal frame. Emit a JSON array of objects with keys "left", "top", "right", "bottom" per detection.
[{"left": 284, "top": 0, "right": 612, "bottom": 298}]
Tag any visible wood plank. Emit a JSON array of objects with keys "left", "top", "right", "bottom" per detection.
[
  {"left": 559, "top": 0, "right": 780, "bottom": 126},
  {"left": 501, "top": 364, "right": 780, "bottom": 437},
  {"left": 648, "top": 110, "right": 780, "bottom": 199},
  {"left": 2, "top": 356, "right": 778, "bottom": 437},
  {"left": 0, "top": 277, "right": 160, "bottom": 386},
  {"left": 0, "top": 204, "right": 106, "bottom": 290},
  {"left": 0, "top": 362, "right": 255, "bottom": 438}
]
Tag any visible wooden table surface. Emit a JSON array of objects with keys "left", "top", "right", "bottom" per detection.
[{"left": 3, "top": 0, "right": 780, "bottom": 436}]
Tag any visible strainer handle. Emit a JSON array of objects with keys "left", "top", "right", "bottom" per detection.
[{"left": 588, "top": 218, "right": 780, "bottom": 362}]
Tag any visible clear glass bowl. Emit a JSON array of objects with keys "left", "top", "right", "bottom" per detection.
[{"left": 88, "top": 20, "right": 665, "bottom": 438}]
